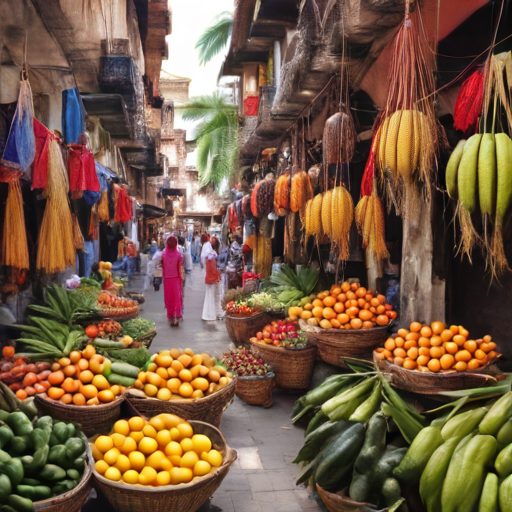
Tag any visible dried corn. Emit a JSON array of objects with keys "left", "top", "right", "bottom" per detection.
[
  {"left": 321, "top": 189, "right": 333, "bottom": 238},
  {"left": 290, "top": 172, "right": 305, "bottom": 213},
  {"left": 330, "top": 186, "right": 354, "bottom": 260},
  {"left": 309, "top": 193, "right": 323, "bottom": 239}
]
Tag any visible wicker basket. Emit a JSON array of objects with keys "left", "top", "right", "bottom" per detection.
[
  {"left": 235, "top": 372, "right": 275, "bottom": 407},
  {"left": 134, "top": 329, "right": 157, "bottom": 348},
  {"left": 126, "top": 377, "right": 236, "bottom": 428},
  {"left": 306, "top": 325, "right": 390, "bottom": 367},
  {"left": 249, "top": 341, "right": 317, "bottom": 390},
  {"left": 225, "top": 312, "right": 270, "bottom": 347},
  {"left": 316, "top": 485, "right": 405, "bottom": 512},
  {"left": 98, "top": 305, "right": 139, "bottom": 322},
  {"left": 35, "top": 393, "right": 124, "bottom": 437},
  {"left": 34, "top": 440, "right": 93, "bottom": 512},
  {"left": 374, "top": 354, "right": 501, "bottom": 395},
  {"left": 92, "top": 421, "right": 237, "bottom": 512}
]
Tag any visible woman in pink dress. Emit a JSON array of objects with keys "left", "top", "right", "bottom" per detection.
[{"left": 162, "top": 236, "right": 184, "bottom": 326}]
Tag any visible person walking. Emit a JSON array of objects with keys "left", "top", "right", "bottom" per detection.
[
  {"left": 162, "top": 236, "right": 184, "bottom": 326},
  {"left": 151, "top": 242, "right": 164, "bottom": 291},
  {"left": 192, "top": 232, "right": 202, "bottom": 264},
  {"left": 202, "top": 237, "right": 223, "bottom": 321}
]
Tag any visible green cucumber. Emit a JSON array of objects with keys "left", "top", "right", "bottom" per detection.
[
  {"left": 107, "top": 373, "right": 136, "bottom": 386},
  {"left": 110, "top": 362, "right": 140, "bottom": 379},
  {"left": 93, "top": 339, "right": 126, "bottom": 350}
]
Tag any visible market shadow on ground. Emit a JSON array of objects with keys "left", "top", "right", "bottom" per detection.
[{"left": 81, "top": 268, "right": 322, "bottom": 512}]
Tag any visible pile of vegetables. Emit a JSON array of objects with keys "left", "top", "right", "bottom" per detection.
[
  {"left": 374, "top": 320, "right": 499, "bottom": 372},
  {"left": 97, "top": 291, "right": 138, "bottom": 316},
  {"left": 0, "top": 411, "right": 87, "bottom": 510},
  {"left": 85, "top": 321, "right": 122, "bottom": 340},
  {"left": 121, "top": 318, "right": 156, "bottom": 341},
  {"left": 44, "top": 345, "right": 138, "bottom": 406},
  {"left": 250, "top": 319, "right": 308, "bottom": 349},
  {"left": 296, "top": 281, "right": 397, "bottom": 330},
  {"left": 133, "top": 349, "right": 233, "bottom": 401},
  {"left": 224, "top": 301, "right": 259, "bottom": 317},
  {"left": 92, "top": 414, "right": 223, "bottom": 485},
  {"left": 221, "top": 347, "right": 270, "bottom": 377},
  {"left": 246, "top": 292, "right": 286, "bottom": 314},
  {"left": 269, "top": 265, "right": 319, "bottom": 306},
  {"left": 0, "top": 347, "right": 51, "bottom": 400}
]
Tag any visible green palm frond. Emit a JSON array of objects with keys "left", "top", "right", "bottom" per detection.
[{"left": 195, "top": 12, "right": 233, "bottom": 66}]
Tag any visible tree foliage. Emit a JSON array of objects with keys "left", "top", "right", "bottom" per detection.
[{"left": 195, "top": 12, "right": 233, "bottom": 66}]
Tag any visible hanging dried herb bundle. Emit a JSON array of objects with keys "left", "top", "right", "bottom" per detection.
[
  {"left": 376, "top": 1, "right": 438, "bottom": 205},
  {"left": 274, "top": 172, "right": 290, "bottom": 216},
  {"left": 72, "top": 214, "right": 85, "bottom": 250},
  {"left": 251, "top": 181, "right": 263, "bottom": 217},
  {"left": 453, "top": 69, "right": 485, "bottom": 134},
  {"left": 37, "top": 139, "right": 76, "bottom": 274},
  {"left": 323, "top": 109, "right": 356, "bottom": 167},
  {"left": 1, "top": 180, "right": 29, "bottom": 271}
]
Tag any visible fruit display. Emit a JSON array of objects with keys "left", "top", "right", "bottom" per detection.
[
  {"left": 221, "top": 347, "right": 270, "bottom": 377},
  {"left": 85, "top": 320, "right": 122, "bottom": 339},
  {"left": 250, "top": 319, "right": 308, "bottom": 349},
  {"left": 374, "top": 321, "right": 499, "bottom": 373},
  {"left": 133, "top": 349, "right": 234, "bottom": 401},
  {"left": 0, "top": 411, "right": 87, "bottom": 508},
  {"left": 224, "top": 301, "right": 259, "bottom": 317},
  {"left": 294, "top": 281, "right": 397, "bottom": 330},
  {"left": 269, "top": 265, "right": 319, "bottom": 306},
  {"left": 246, "top": 292, "right": 286, "bottom": 314},
  {"left": 44, "top": 345, "right": 138, "bottom": 406},
  {"left": 98, "top": 291, "right": 138, "bottom": 317},
  {"left": 0, "top": 347, "right": 52, "bottom": 400},
  {"left": 120, "top": 318, "right": 156, "bottom": 341},
  {"left": 91, "top": 414, "right": 223, "bottom": 486}
]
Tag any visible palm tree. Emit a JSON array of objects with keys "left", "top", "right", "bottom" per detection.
[
  {"left": 195, "top": 12, "right": 233, "bottom": 66},
  {"left": 179, "top": 93, "right": 239, "bottom": 187}
]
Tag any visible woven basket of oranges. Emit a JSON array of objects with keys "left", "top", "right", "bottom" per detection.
[{"left": 373, "top": 321, "right": 502, "bottom": 394}]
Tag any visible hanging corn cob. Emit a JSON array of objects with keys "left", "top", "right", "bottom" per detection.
[
  {"left": 37, "top": 139, "right": 76, "bottom": 274},
  {"left": 1, "top": 180, "right": 29, "bottom": 271},
  {"left": 251, "top": 181, "right": 263, "bottom": 217},
  {"left": 375, "top": 0, "right": 438, "bottom": 205},
  {"left": 331, "top": 185, "right": 354, "bottom": 260},
  {"left": 321, "top": 189, "right": 333, "bottom": 238},
  {"left": 290, "top": 171, "right": 313, "bottom": 214},
  {"left": 274, "top": 172, "right": 290, "bottom": 216}
]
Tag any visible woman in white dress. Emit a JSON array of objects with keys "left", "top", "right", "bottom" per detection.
[{"left": 202, "top": 237, "right": 223, "bottom": 321}]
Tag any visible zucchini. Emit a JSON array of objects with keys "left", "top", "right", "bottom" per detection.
[
  {"left": 39, "top": 464, "right": 67, "bottom": 482},
  {"left": 107, "top": 373, "right": 136, "bottom": 386},
  {"left": 110, "top": 362, "right": 140, "bottom": 379},
  {"left": 7, "top": 495, "right": 34, "bottom": 512},
  {"left": 93, "top": 339, "right": 126, "bottom": 350}
]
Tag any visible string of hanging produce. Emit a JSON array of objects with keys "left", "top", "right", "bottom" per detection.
[{"left": 375, "top": 0, "right": 439, "bottom": 209}]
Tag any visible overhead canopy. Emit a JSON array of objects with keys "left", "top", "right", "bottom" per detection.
[{"left": 142, "top": 204, "right": 166, "bottom": 219}]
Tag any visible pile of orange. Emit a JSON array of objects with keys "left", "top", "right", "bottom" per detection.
[
  {"left": 46, "top": 345, "right": 125, "bottom": 405},
  {"left": 134, "top": 349, "right": 234, "bottom": 401},
  {"left": 374, "top": 321, "right": 499, "bottom": 372},
  {"left": 292, "top": 281, "right": 397, "bottom": 330}
]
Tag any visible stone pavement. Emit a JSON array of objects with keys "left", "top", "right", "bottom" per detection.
[{"left": 121, "top": 266, "right": 323, "bottom": 511}]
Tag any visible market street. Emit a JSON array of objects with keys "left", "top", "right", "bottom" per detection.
[{"left": 85, "top": 264, "right": 322, "bottom": 512}]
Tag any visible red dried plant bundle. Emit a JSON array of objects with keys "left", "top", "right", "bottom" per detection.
[{"left": 453, "top": 69, "right": 485, "bottom": 134}]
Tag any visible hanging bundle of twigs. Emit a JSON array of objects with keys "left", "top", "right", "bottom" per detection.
[
  {"left": 1, "top": 180, "right": 29, "bottom": 271},
  {"left": 376, "top": 0, "right": 438, "bottom": 207},
  {"left": 37, "top": 139, "right": 76, "bottom": 273}
]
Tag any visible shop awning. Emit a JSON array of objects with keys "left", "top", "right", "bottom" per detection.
[
  {"left": 142, "top": 204, "right": 167, "bottom": 219},
  {"left": 161, "top": 188, "right": 185, "bottom": 197}
]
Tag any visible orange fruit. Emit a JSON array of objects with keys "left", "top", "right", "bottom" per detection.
[
  {"left": 479, "top": 342, "right": 491, "bottom": 353},
  {"left": 62, "top": 378, "right": 80, "bottom": 394},
  {"left": 98, "top": 390, "right": 115, "bottom": 403},
  {"left": 337, "top": 314, "right": 350, "bottom": 325},
  {"left": 417, "top": 355, "right": 430, "bottom": 366},
  {"left": 463, "top": 340, "right": 477, "bottom": 353},
  {"left": 48, "top": 387, "right": 65, "bottom": 400},
  {"left": 64, "top": 365, "right": 77, "bottom": 377},
  {"left": 418, "top": 337, "right": 431, "bottom": 348},
  {"left": 405, "top": 333, "right": 420, "bottom": 342},
  {"left": 394, "top": 337, "right": 405, "bottom": 348},
  {"left": 323, "top": 308, "right": 336, "bottom": 320},
  {"left": 455, "top": 350, "right": 471, "bottom": 362},
  {"left": 179, "top": 369, "right": 193, "bottom": 382},
  {"left": 312, "top": 299, "right": 324, "bottom": 309},
  {"left": 350, "top": 318, "right": 363, "bottom": 330},
  {"left": 403, "top": 359, "right": 417, "bottom": 370},
  {"left": 440, "top": 330, "right": 454, "bottom": 342},
  {"left": 323, "top": 296, "right": 336, "bottom": 307},
  {"left": 393, "top": 348, "right": 406, "bottom": 358},
  {"left": 430, "top": 336, "right": 443, "bottom": 347},
  {"left": 72, "top": 393, "right": 86, "bottom": 406},
  {"left": 410, "top": 322, "right": 422, "bottom": 333},
  {"left": 48, "top": 371, "right": 65, "bottom": 386},
  {"left": 440, "top": 354, "right": 455, "bottom": 370},
  {"left": 431, "top": 321, "right": 446, "bottom": 335},
  {"left": 407, "top": 347, "right": 419, "bottom": 360},
  {"left": 330, "top": 319, "right": 341, "bottom": 328},
  {"left": 81, "top": 385, "right": 98, "bottom": 399},
  {"left": 393, "top": 357, "right": 404, "bottom": 366},
  {"left": 79, "top": 370, "right": 94, "bottom": 384},
  {"left": 420, "top": 326, "right": 433, "bottom": 338},
  {"left": 475, "top": 349, "right": 487, "bottom": 362},
  {"left": 449, "top": 325, "right": 459, "bottom": 335},
  {"left": 454, "top": 361, "right": 468, "bottom": 372},
  {"left": 312, "top": 307, "right": 324, "bottom": 319},
  {"left": 178, "top": 354, "right": 193, "bottom": 368},
  {"left": 467, "top": 359, "right": 480, "bottom": 370},
  {"left": 427, "top": 359, "right": 441, "bottom": 372},
  {"left": 58, "top": 357, "right": 71, "bottom": 367},
  {"left": 60, "top": 393, "right": 73, "bottom": 404},
  {"left": 419, "top": 347, "right": 430, "bottom": 357},
  {"left": 483, "top": 335, "right": 492, "bottom": 343},
  {"left": 430, "top": 346, "right": 445, "bottom": 359},
  {"left": 334, "top": 303, "right": 345, "bottom": 314},
  {"left": 69, "top": 351, "right": 82, "bottom": 364},
  {"left": 362, "top": 321, "right": 374, "bottom": 329},
  {"left": 404, "top": 340, "right": 417, "bottom": 350},
  {"left": 384, "top": 339, "right": 396, "bottom": 351},
  {"left": 359, "top": 310, "right": 372, "bottom": 322},
  {"left": 444, "top": 342, "right": 458, "bottom": 354},
  {"left": 397, "top": 328, "right": 410, "bottom": 338},
  {"left": 77, "top": 359, "right": 89, "bottom": 371},
  {"left": 459, "top": 327, "right": 470, "bottom": 338},
  {"left": 179, "top": 383, "right": 194, "bottom": 398},
  {"left": 453, "top": 335, "right": 466, "bottom": 347}
]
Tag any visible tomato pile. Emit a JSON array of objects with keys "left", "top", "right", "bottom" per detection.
[
  {"left": 85, "top": 320, "right": 122, "bottom": 339},
  {"left": 0, "top": 346, "right": 52, "bottom": 400},
  {"left": 98, "top": 291, "right": 137, "bottom": 310},
  {"left": 224, "top": 301, "right": 258, "bottom": 317},
  {"left": 250, "top": 319, "right": 308, "bottom": 349}
]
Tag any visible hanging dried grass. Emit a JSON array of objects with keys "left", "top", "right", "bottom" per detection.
[
  {"left": 376, "top": 1, "right": 438, "bottom": 205},
  {"left": 274, "top": 172, "right": 290, "bottom": 216},
  {"left": 323, "top": 109, "right": 356, "bottom": 167},
  {"left": 1, "top": 180, "right": 29, "bottom": 271},
  {"left": 98, "top": 190, "right": 109, "bottom": 222},
  {"left": 37, "top": 139, "right": 76, "bottom": 274},
  {"left": 72, "top": 214, "right": 85, "bottom": 250}
]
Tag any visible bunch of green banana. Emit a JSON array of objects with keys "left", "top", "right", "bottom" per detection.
[
  {"left": 270, "top": 265, "right": 319, "bottom": 305},
  {"left": 0, "top": 382, "right": 37, "bottom": 420}
]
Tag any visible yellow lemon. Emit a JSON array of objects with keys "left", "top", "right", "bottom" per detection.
[
  {"left": 95, "top": 460, "right": 109, "bottom": 475},
  {"left": 146, "top": 450, "right": 167, "bottom": 471},
  {"left": 92, "top": 374, "right": 110, "bottom": 390},
  {"left": 194, "top": 460, "right": 212, "bottom": 477},
  {"left": 128, "top": 416, "right": 145, "bottom": 432},
  {"left": 120, "top": 437, "right": 138, "bottom": 455},
  {"left": 156, "top": 470, "right": 171, "bottom": 486},
  {"left": 147, "top": 362, "right": 157, "bottom": 372},
  {"left": 165, "top": 441, "right": 183, "bottom": 458},
  {"left": 207, "top": 450, "right": 223, "bottom": 467},
  {"left": 129, "top": 431, "right": 145, "bottom": 444},
  {"left": 103, "top": 447, "right": 120, "bottom": 466},
  {"left": 170, "top": 427, "right": 181, "bottom": 441},
  {"left": 178, "top": 382, "right": 193, "bottom": 398},
  {"left": 191, "top": 435, "right": 212, "bottom": 454},
  {"left": 167, "top": 378, "right": 181, "bottom": 393},
  {"left": 169, "top": 455, "right": 182, "bottom": 467},
  {"left": 139, "top": 466, "right": 157, "bottom": 485},
  {"left": 144, "top": 384, "right": 159, "bottom": 397},
  {"left": 111, "top": 433, "right": 126, "bottom": 448},
  {"left": 113, "top": 419, "right": 130, "bottom": 436},
  {"left": 170, "top": 467, "right": 193, "bottom": 485},
  {"left": 180, "top": 451, "right": 199, "bottom": 469},
  {"left": 149, "top": 416, "right": 167, "bottom": 432},
  {"left": 115, "top": 454, "right": 131, "bottom": 474},
  {"left": 104, "top": 467, "right": 121, "bottom": 481},
  {"left": 177, "top": 422, "right": 193, "bottom": 439},
  {"left": 180, "top": 438, "right": 194, "bottom": 453},
  {"left": 91, "top": 444, "right": 104, "bottom": 461},
  {"left": 156, "top": 430, "right": 171, "bottom": 448},
  {"left": 95, "top": 436, "right": 114, "bottom": 454},
  {"left": 158, "top": 414, "right": 183, "bottom": 429},
  {"left": 200, "top": 451, "right": 209, "bottom": 462},
  {"left": 155, "top": 354, "right": 173, "bottom": 368},
  {"left": 122, "top": 469, "right": 139, "bottom": 484},
  {"left": 128, "top": 451, "right": 146, "bottom": 472},
  {"left": 138, "top": 437, "right": 158, "bottom": 455},
  {"left": 142, "top": 425, "right": 158, "bottom": 439}
]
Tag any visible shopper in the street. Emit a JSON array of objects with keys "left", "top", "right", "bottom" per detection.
[
  {"left": 162, "top": 236, "right": 184, "bottom": 326},
  {"left": 202, "top": 236, "right": 223, "bottom": 321},
  {"left": 151, "top": 243, "right": 164, "bottom": 291},
  {"left": 200, "top": 233, "right": 212, "bottom": 269},
  {"left": 192, "top": 231, "right": 202, "bottom": 263}
]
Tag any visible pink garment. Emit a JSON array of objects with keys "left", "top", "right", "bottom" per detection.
[{"left": 162, "top": 247, "right": 183, "bottom": 320}]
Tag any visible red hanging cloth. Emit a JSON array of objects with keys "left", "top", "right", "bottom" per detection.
[
  {"left": 32, "top": 119, "right": 52, "bottom": 190},
  {"left": 115, "top": 185, "right": 132, "bottom": 223},
  {"left": 67, "top": 144, "right": 100, "bottom": 197}
]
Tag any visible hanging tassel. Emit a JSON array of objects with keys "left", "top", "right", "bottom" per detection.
[{"left": 453, "top": 69, "right": 485, "bottom": 134}]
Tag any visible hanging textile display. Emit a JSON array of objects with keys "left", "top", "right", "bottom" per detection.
[
  {"left": 114, "top": 184, "right": 132, "bottom": 223},
  {"left": 1, "top": 180, "right": 29, "bottom": 271},
  {"left": 0, "top": 79, "right": 35, "bottom": 182},
  {"left": 32, "top": 118, "right": 52, "bottom": 190},
  {"left": 62, "top": 87, "right": 86, "bottom": 144},
  {"left": 36, "top": 139, "right": 76, "bottom": 273},
  {"left": 67, "top": 144, "right": 101, "bottom": 198}
]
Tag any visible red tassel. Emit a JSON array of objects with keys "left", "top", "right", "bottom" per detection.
[
  {"left": 453, "top": 69, "right": 485, "bottom": 134},
  {"left": 361, "top": 134, "right": 377, "bottom": 197}
]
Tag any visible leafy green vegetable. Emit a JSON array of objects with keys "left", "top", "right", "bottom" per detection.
[
  {"left": 121, "top": 318, "right": 155, "bottom": 340},
  {"left": 103, "top": 347, "right": 150, "bottom": 368}
]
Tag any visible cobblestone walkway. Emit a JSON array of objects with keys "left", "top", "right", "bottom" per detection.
[{"left": 87, "top": 265, "right": 322, "bottom": 511}]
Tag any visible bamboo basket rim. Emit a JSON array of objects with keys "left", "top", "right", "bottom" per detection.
[
  {"left": 225, "top": 312, "right": 266, "bottom": 320},
  {"left": 34, "top": 433, "right": 92, "bottom": 510},
  {"left": 35, "top": 392, "right": 126, "bottom": 411},
  {"left": 302, "top": 321, "right": 393, "bottom": 336},
  {"left": 89, "top": 420, "right": 237, "bottom": 493},
  {"left": 249, "top": 340, "right": 316, "bottom": 353},
  {"left": 236, "top": 371, "right": 275, "bottom": 380},
  {"left": 127, "top": 376, "right": 237, "bottom": 405}
]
